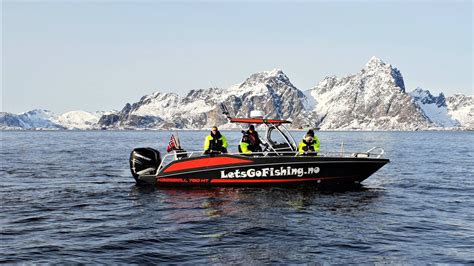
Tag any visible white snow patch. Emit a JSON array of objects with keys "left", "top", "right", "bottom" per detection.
[
  {"left": 417, "top": 103, "right": 458, "bottom": 127},
  {"left": 132, "top": 93, "right": 180, "bottom": 117},
  {"left": 55, "top": 110, "right": 101, "bottom": 129},
  {"left": 447, "top": 94, "right": 474, "bottom": 128}
]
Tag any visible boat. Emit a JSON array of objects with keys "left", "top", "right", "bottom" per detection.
[{"left": 129, "top": 108, "right": 389, "bottom": 188}]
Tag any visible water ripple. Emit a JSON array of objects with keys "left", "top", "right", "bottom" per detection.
[{"left": 1, "top": 131, "right": 473, "bottom": 263}]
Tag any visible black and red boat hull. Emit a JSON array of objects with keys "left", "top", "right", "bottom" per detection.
[{"left": 136, "top": 154, "right": 389, "bottom": 187}]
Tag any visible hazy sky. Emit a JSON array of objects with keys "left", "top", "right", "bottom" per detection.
[{"left": 2, "top": 1, "right": 473, "bottom": 114}]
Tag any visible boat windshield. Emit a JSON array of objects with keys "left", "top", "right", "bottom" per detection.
[{"left": 265, "top": 123, "right": 297, "bottom": 152}]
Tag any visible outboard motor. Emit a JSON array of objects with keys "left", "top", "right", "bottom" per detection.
[{"left": 129, "top": 147, "right": 161, "bottom": 183}]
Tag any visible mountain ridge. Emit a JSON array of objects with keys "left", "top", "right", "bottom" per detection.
[{"left": 2, "top": 57, "right": 473, "bottom": 130}]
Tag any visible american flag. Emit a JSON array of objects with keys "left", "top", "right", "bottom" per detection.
[{"left": 166, "top": 134, "right": 178, "bottom": 152}]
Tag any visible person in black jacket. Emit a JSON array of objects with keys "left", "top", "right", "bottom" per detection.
[{"left": 203, "top": 126, "right": 228, "bottom": 154}]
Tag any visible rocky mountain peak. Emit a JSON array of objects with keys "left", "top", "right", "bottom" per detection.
[
  {"left": 240, "top": 68, "right": 292, "bottom": 89},
  {"left": 257, "top": 68, "right": 286, "bottom": 79},
  {"left": 306, "top": 57, "right": 428, "bottom": 129},
  {"left": 410, "top": 87, "right": 446, "bottom": 107},
  {"left": 365, "top": 56, "right": 386, "bottom": 68},
  {"left": 21, "top": 109, "right": 54, "bottom": 118},
  {"left": 361, "top": 57, "right": 405, "bottom": 92},
  {"left": 409, "top": 87, "right": 457, "bottom": 127}
]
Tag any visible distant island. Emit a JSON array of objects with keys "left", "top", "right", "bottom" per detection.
[{"left": 1, "top": 57, "right": 473, "bottom": 131}]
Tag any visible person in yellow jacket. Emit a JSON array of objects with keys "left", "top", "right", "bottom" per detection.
[
  {"left": 203, "top": 126, "right": 228, "bottom": 154},
  {"left": 239, "top": 132, "right": 253, "bottom": 154},
  {"left": 298, "top": 129, "right": 320, "bottom": 156}
]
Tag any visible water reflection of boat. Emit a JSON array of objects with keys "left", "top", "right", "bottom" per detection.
[{"left": 129, "top": 108, "right": 389, "bottom": 188}]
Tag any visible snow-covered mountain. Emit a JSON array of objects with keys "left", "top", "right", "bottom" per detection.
[
  {"left": 0, "top": 110, "right": 64, "bottom": 130},
  {"left": 0, "top": 110, "right": 104, "bottom": 130},
  {"left": 409, "top": 88, "right": 474, "bottom": 129},
  {"left": 2, "top": 57, "right": 472, "bottom": 130},
  {"left": 305, "top": 57, "right": 432, "bottom": 130},
  {"left": 55, "top": 111, "right": 106, "bottom": 129},
  {"left": 98, "top": 69, "right": 307, "bottom": 129},
  {"left": 409, "top": 88, "right": 459, "bottom": 127},
  {"left": 445, "top": 94, "right": 474, "bottom": 128}
]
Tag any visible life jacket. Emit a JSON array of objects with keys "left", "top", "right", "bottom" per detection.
[
  {"left": 298, "top": 136, "right": 320, "bottom": 154},
  {"left": 209, "top": 135, "right": 223, "bottom": 151},
  {"left": 302, "top": 140, "right": 316, "bottom": 151},
  {"left": 240, "top": 134, "right": 253, "bottom": 154},
  {"left": 204, "top": 132, "right": 228, "bottom": 152}
]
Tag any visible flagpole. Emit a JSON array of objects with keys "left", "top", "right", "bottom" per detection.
[{"left": 174, "top": 130, "right": 181, "bottom": 149}]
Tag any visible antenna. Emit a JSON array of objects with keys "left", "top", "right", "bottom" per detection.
[{"left": 220, "top": 103, "right": 232, "bottom": 120}]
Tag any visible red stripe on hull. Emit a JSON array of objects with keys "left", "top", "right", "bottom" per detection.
[
  {"left": 211, "top": 178, "right": 316, "bottom": 183},
  {"left": 163, "top": 156, "right": 253, "bottom": 173},
  {"left": 157, "top": 176, "right": 359, "bottom": 184}
]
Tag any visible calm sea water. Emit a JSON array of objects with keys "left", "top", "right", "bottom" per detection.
[{"left": 1, "top": 130, "right": 473, "bottom": 264}]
